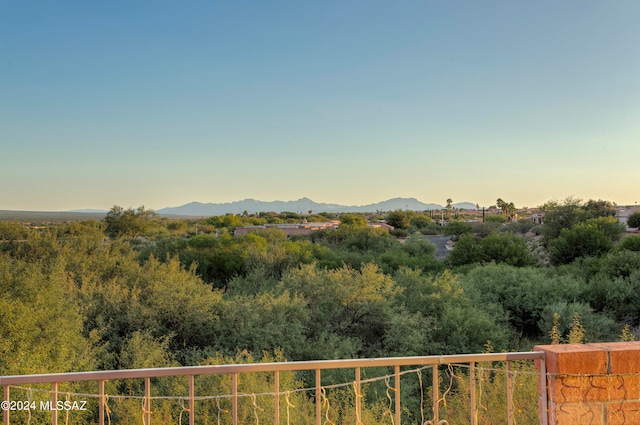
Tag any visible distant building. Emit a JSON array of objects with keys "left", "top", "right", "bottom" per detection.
[
  {"left": 530, "top": 211, "right": 545, "bottom": 225},
  {"left": 368, "top": 222, "right": 394, "bottom": 231}
]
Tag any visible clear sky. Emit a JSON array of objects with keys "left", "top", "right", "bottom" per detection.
[{"left": 2, "top": 1, "right": 639, "bottom": 211}]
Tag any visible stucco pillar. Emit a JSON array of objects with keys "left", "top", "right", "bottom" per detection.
[{"left": 535, "top": 342, "right": 640, "bottom": 425}]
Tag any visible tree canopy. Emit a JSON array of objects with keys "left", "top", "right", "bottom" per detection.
[{"left": 104, "top": 205, "right": 155, "bottom": 238}]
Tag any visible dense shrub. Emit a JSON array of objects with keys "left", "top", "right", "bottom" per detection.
[
  {"left": 549, "top": 223, "right": 613, "bottom": 265},
  {"left": 443, "top": 221, "right": 473, "bottom": 238},
  {"left": 619, "top": 235, "right": 640, "bottom": 251},
  {"left": 461, "top": 264, "right": 582, "bottom": 337},
  {"left": 538, "top": 301, "right": 618, "bottom": 343},
  {"left": 447, "top": 232, "right": 534, "bottom": 267},
  {"left": 628, "top": 212, "right": 640, "bottom": 229}
]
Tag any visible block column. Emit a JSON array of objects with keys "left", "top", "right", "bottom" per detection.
[{"left": 535, "top": 342, "right": 640, "bottom": 425}]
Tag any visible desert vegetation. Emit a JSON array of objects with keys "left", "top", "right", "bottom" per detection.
[{"left": 1, "top": 198, "right": 639, "bottom": 423}]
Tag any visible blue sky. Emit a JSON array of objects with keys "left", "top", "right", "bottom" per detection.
[{"left": 2, "top": 1, "right": 639, "bottom": 211}]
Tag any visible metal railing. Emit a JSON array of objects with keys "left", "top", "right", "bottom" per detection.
[{"left": 1, "top": 351, "right": 547, "bottom": 425}]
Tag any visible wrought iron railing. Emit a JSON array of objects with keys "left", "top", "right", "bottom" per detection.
[{"left": 1, "top": 351, "right": 547, "bottom": 425}]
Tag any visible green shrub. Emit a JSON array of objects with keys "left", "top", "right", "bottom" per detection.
[
  {"left": 538, "top": 302, "right": 617, "bottom": 343},
  {"left": 549, "top": 223, "right": 613, "bottom": 265},
  {"left": 628, "top": 212, "right": 640, "bottom": 229},
  {"left": 619, "top": 235, "right": 640, "bottom": 251},
  {"left": 443, "top": 221, "right": 473, "bottom": 237}
]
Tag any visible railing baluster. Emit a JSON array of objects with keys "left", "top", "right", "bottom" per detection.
[
  {"left": 274, "top": 370, "right": 280, "bottom": 425},
  {"left": 144, "top": 377, "right": 151, "bottom": 425},
  {"left": 432, "top": 365, "right": 439, "bottom": 424},
  {"left": 506, "top": 361, "right": 513, "bottom": 425},
  {"left": 3, "top": 385, "right": 10, "bottom": 425},
  {"left": 315, "top": 369, "right": 321, "bottom": 425},
  {"left": 394, "top": 365, "right": 401, "bottom": 425},
  {"left": 232, "top": 372, "right": 238, "bottom": 425},
  {"left": 189, "top": 375, "right": 195, "bottom": 425},
  {"left": 355, "top": 367, "right": 362, "bottom": 424},
  {"left": 99, "top": 380, "right": 105, "bottom": 425},
  {"left": 51, "top": 382, "right": 58, "bottom": 425},
  {"left": 470, "top": 362, "right": 476, "bottom": 425}
]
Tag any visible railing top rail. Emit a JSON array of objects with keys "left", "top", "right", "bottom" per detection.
[{"left": 0, "top": 351, "right": 544, "bottom": 386}]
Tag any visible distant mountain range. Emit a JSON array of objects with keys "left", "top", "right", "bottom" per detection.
[{"left": 156, "top": 197, "right": 478, "bottom": 216}]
